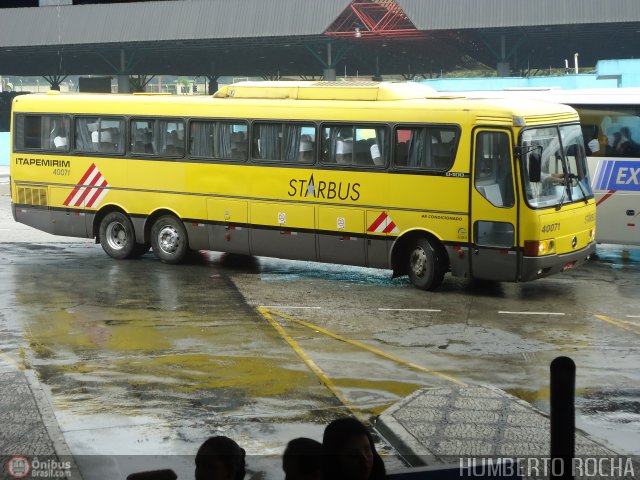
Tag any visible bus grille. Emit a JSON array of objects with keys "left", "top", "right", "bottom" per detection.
[
  {"left": 16, "top": 186, "right": 48, "bottom": 206},
  {"left": 475, "top": 115, "right": 512, "bottom": 126},
  {"left": 522, "top": 112, "right": 578, "bottom": 125}
]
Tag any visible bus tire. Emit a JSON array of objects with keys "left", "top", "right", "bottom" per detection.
[
  {"left": 150, "top": 215, "right": 189, "bottom": 264},
  {"left": 407, "top": 237, "right": 445, "bottom": 291},
  {"left": 99, "top": 211, "right": 137, "bottom": 260}
]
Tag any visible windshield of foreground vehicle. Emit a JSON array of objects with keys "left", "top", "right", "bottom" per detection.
[{"left": 521, "top": 124, "right": 593, "bottom": 209}]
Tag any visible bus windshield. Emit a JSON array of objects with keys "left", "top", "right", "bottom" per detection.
[{"left": 521, "top": 124, "right": 593, "bottom": 208}]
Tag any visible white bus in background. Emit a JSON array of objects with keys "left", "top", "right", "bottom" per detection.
[{"left": 445, "top": 88, "right": 640, "bottom": 246}]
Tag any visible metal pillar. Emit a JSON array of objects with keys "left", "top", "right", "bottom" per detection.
[
  {"left": 323, "top": 43, "right": 336, "bottom": 80},
  {"left": 117, "top": 49, "right": 130, "bottom": 93},
  {"left": 550, "top": 356, "right": 576, "bottom": 480},
  {"left": 496, "top": 35, "right": 510, "bottom": 77}
]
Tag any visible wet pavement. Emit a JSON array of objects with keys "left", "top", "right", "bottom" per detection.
[{"left": 0, "top": 182, "right": 639, "bottom": 478}]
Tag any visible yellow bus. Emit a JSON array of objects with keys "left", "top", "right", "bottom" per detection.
[{"left": 9, "top": 81, "right": 596, "bottom": 290}]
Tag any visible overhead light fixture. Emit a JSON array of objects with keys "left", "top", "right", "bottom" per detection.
[{"left": 355, "top": 27, "right": 361, "bottom": 38}]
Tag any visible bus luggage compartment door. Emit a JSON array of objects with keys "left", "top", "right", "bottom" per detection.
[
  {"left": 249, "top": 202, "right": 316, "bottom": 261},
  {"left": 50, "top": 186, "right": 89, "bottom": 237},
  {"left": 207, "top": 198, "right": 249, "bottom": 254},
  {"left": 317, "top": 206, "right": 365, "bottom": 266}
]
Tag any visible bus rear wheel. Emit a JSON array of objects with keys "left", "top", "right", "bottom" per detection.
[
  {"left": 151, "top": 215, "right": 189, "bottom": 264},
  {"left": 407, "top": 237, "right": 445, "bottom": 291},
  {"left": 99, "top": 211, "right": 136, "bottom": 260}
]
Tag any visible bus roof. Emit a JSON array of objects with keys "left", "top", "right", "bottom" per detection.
[
  {"left": 11, "top": 83, "right": 580, "bottom": 127},
  {"left": 213, "top": 81, "right": 445, "bottom": 101}
]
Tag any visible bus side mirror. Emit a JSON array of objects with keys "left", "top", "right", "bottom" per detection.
[{"left": 528, "top": 151, "right": 541, "bottom": 183}]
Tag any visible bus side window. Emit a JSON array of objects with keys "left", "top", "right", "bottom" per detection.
[
  {"left": 159, "top": 120, "right": 185, "bottom": 157},
  {"left": 133, "top": 130, "right": 146, "bottom": 153},
  {"left": 230, "top": 131, "right": 247, "bottom": 160},
  {"left": 15, "top": 114, "right": 69, "bottom": 151},
  {"left": 14, "top": 115, "right": 38, "bottom": 149},
  {"left": 131, "top": 120, "right": 156, "bottom": 155},
  {"left": 76, "top": 117, "right": 97, "bottom": 151},
  {"left": 282, "top": 124, "right": 315, "bottom": 163},
  {"left": 395, "top": 141, "right": 409, "bottom": 166},
  {"left": 320, "top": 125, "right": 387, "bottom": 167},
  {"left": 47, "top": 116, "right": 69, "bottom": 151},
  {"left": 394, "top": 126, "right": 458, "bottom": 170},
  {"left": 320, "top": 125, "right": 352, "bottom": 165},
  {"left": 190, "top": 121, "right": 247, "bottom": 161},
  {"left": 145, "top": 131, "right": 155, "bottom": 154},
  {"left": 336, "top": 138, "right": 353, "bottom": 165},
  {"left": 252, "top": 123, "right": 282, "bottom": 162},
  {"left": 297, "top": 134, "right": 315, "bottom": 163},
  {"left": 395, "top": 129, "right": 412, "bottom": 166}
]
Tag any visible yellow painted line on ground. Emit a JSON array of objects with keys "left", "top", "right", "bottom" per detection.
[
  {"left": 264, "top": 308, "right": 467, "bottom": 387},
  {"left": 623, "top": 318, "right": 640, "bottom": 327},
  {"left": 595, "top": 315, "right": 640, "bottom": 335},
  {"left": 257, "top": 307, "right": 358, "bottom": 417}
]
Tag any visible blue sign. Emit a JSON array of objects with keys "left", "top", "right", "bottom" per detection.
[{"left": 592, "top": 159, "right": 640, "bottom": 192}]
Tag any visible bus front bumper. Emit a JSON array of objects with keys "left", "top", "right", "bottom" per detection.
[{"left": 520, "top": 241, "right": 597, "bottom": 281}]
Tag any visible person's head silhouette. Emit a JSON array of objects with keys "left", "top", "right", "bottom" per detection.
[
  {"left": 283, "top": 437, "right": 322, "bottom": 480},
  {"left": 321, "top": 417, "right": 385, "bottom": 480},
  {"left": 195, "top": 436, "right": 246, "bottom": 480}
]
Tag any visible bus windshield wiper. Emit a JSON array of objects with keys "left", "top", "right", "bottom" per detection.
[
  {"left": 555, "top": 172, "right": 573, "bottom": 211},
  {"left": 568, "top": 173, "right": 589, "bottom": 204},
  {"left": 555, "top": 183, "right": 567, "bottom": 211}
]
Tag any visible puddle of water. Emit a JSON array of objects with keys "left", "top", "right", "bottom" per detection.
[{"left": 594, "top": 245, "right": 640, "bottom": 271}]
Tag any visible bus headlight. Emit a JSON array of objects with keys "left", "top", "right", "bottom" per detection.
[
  {"left": 524, "top": 239, "right": 555, "bottom": 256},
  {"left": 590, "top": 228, "right": 596, "bottom": 242}
]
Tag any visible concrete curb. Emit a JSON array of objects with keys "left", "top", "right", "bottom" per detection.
[
  {"left": 376, "top": 384, "right": 620, "bottom": 468},
  {"left": 22, "top": 368, "right": 83, "bottom": 479},
  {"left": 375, "top": 387, "right": 439, "bottom": 467}
]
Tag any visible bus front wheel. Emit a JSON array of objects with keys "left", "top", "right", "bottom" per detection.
[
  {"left": 151, "top": 215, "right": 189, "bottom": 264},
  {"left": 99, "top": 211, "right": 137, "bottom": 260},
  {"left": 407, "top": 237, "right": 445, "bottom": 291}
]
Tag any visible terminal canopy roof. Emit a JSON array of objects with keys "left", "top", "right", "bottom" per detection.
[{"left": 0, "top": 0, "right": 639, "bottom": 78}]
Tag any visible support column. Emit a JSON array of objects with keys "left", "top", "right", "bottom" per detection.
[
  {"left": 372, "top": 56, "right": 382, "bottom": 81},
  {"left": 496, "top": 35, "right": 510, "bottom": 77},
  {"left": 323, "top": 43, "right": 336, "bottom": 80},
  {"left": 117, "top": 49, "right": 130, "bottom": 93},
  {"left": 207, "top": 62, "right": 219, "bottom": 95}
]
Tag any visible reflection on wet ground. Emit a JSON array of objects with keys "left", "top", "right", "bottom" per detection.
[
  {"left": 0, "top": 245, "right": 424, "bottom": 470},
  {"left": 1, "top": 241, "right": 639, "bottom": 473},
  {"left": 10, "top": 256, "right": 334, "bottom": 418},
  {"left": 594, "top": 244, "right": 640, "bottom": 270}
]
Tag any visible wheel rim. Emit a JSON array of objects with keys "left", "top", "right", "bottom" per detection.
[
  {"left": 410, "top": 246, "right": 427, "bottom": 278},
  {"left": 105, "top": 221, "right": 129, "bottom": 251},
  {"left": 157, "top": 225, "right": 181, "bottom": 255}
]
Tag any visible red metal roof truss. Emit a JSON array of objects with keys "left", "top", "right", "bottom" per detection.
[{"left": 325, "top": 0, "right": 427, "bottom": 40}]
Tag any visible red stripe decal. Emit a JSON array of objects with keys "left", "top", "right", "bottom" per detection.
[
  {"left": 85, "top": 179, "right": 108, "bottom": 207},
  {"left": 367, "top": 212, "right": 387, "bottom": 232},
  {"left": 382, "top": 221, "right": 397, "bottom": 234},
  {"left": 63, "top": 164, "right": 97, "bottom": 205},
  {"left": 596, "top": 190, "right": 616, "bottom": 207},
  {"left": 74, "top": 172, "right": 104, "bottom": 206}
]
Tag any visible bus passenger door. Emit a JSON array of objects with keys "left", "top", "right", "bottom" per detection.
[{"left": 470, "top": 130, "right": 518, "bottom": 281}]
